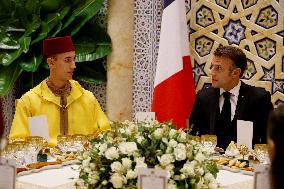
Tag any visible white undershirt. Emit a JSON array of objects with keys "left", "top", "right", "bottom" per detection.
[{"left": 219, "top": 81, "right": 241, "bottom": 121}]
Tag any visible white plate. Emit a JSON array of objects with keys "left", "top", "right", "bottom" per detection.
[
  {"left": 223, "top": 166, "right": 240, "bottom": 173},
  {"left": 61, "top": 159, "right": 79, "bottom": 166},
  {"left": 40, "top": 164, "right": 63, "bottom": 170},
  {"left": 17, "top": 170, "right": 33, "bottom": 176},
  {"left": 217, "top": 164, "right": 226, "bottom": 170},
  {"left": 240, "top": 170, "right": 254, "bottom": 176},
  {"left": 31, "top": 168, "right": 41, "bottom": 173}
]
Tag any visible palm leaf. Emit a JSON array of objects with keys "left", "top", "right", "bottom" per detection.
[
  {"left": 32, "top": 6, "right": 71, "bottom": 44},
  {"left": 0, "top": 0, "right": 111, "bottom": 96},
  {"left": 61, "top": 0, "right": 104, "bottom": 36},
  {"left": 19, "top": 53, "right": 43, "bottom": 72},
  {"left": 0, "top": 36, "right": 31, "bottom": 66},
  {"left": 0, "top": 63, "right": 23, "bottom": 96},
  {"left": 76, "top": 45, "right": 111, "bottom": 62},
  {"left": 0, "top": 28, "right": 21, "bottom": 49},
  {"left": 74, "top": 60, "right": 106, "bottom": 84},
  {"left": 74, "top": 22, "right": 111, "bottom": 62}
]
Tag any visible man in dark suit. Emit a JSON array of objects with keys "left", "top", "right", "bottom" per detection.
[{"left": 189, "top": 45, "right": 273, "bottom": 149}]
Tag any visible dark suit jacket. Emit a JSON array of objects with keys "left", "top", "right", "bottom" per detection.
[{"left": 189, "top": 81, "right": 273, "bottom": 148}]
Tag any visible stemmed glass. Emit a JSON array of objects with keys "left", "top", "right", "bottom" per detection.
[
  {"left": 12, "top": 141, "right": 29, "bottom": 167},
  {"left": 201, "top": 135, "right": 217, "bottom": 154},
  {"left": 72, "top": 134, "right": 88, "bottom": 152},
  {"left": 1, "top": 143, "right": 17, "bottom": 162},
  {"left": 57, "top": 135, "right": 74, "bottom": 153},
  {"left": 254, "top": 144, "right": 270, "bottom": 164},
  {"left": 26, "top": 136, "right": 47, "bottom": 163},
  {"left": 8, "top": 137, "right": 26, "bottom": 143},
  {"left": 190, "top": 136, "right": 201, "bottom": 142}
]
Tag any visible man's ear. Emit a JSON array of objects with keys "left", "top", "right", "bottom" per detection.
[
  {"left": 47, "top": 57, "right": 55, "bottom": 68},
  {"left": 233, "top": 68, "right": 241, "bottom": 78}
]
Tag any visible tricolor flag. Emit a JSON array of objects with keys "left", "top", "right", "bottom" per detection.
[{"left": 152, "top": 0, "right": 195, "bottom": 129}]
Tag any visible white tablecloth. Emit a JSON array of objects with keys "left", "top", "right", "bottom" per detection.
[
  {"left": 16, "top": 166, "right": 254, "bottom": 189},
  {"left": 16, "top": 165, "right": 78, "bottom": 189},
  {"left": 217, "top": 170, "right": 254, "bottom": 189}
]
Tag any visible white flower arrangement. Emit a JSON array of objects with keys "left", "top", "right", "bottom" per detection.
[{"left": 76, "top": 120, "right": 218, "bottom": 189}]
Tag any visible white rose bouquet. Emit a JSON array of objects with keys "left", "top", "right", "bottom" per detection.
[{"left": 76, "top": 120, "right": 218, "bottom": 189}]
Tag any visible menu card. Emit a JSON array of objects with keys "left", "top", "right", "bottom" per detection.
[
  {"left": 137, "top": 168, "right": 169, "bottom": 189},
  {"left": 237, "top": 120, "right": 253, "bottom": 149},
  {"left": 135, "top": 112, "right": 155, "bottom": 122},
  {"left": 0, "top": 160, "right": 16, "bottom": 189},
  {"left": 254, "top": 164, "right": 271, "bottom": 189},
  {"left": 28, "top": 115, "right": 50, "bottom": 142}
]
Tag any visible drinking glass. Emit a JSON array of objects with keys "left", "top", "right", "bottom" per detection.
[
  {"left": 26, "top": 136, "right": 47, "bottom": 163},
  {"left": 1, "top": 143, "right": 17, "bottom": 161},
  {"left": 13, "top": 141, "right": 29, "bottom": 167},
  {"left": 190, "top": 136, "right": 201, "bottom": 142},
  {"left": 72, "top": 134, "right": 88, "bottom": 152},
  {"left": 254, "top": 144, "right": 270, "bottom": 164},
  {"left": 201, "top": 135, "right": 217, "bottom": 153},
  {"left": 57, "top": 135, "right": 73, "bottom": 153},
  {"left": 8, "top": 136, "right": 26, "bottom": 144}
]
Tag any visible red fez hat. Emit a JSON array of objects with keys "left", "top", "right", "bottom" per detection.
[{"left": 42, "top": 36, "right": 75, "bottom": 57}]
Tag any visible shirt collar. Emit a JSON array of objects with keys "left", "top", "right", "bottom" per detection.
[
  {"left": 34, "top": 79, "right": 83, "bottom": 107},
  {"left": 220, "top": 80, "right": 241, "bottom": 97}
]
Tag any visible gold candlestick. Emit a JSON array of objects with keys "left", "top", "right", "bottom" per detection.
[{"left": 238, "top": 144, "right": 248, "bottom": 160}]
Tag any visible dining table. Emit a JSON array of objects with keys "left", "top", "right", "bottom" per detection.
[{"left": 15, "top": 164, "right": 254, "bottom": 189}]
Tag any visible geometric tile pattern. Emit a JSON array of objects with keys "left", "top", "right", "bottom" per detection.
[
  {"left": 196, "top": 6, "right": 215, "bottom": 27},
  {"left": 241, "top": 0, "right": 258, "bottom": 9},
  {"left": 133, "top": 0, "right": 284, "bottom": 112},
  {"left": 255, "top": 37, "right": 276, "bottom": 61},
  {"left": 193, "top": 61, "right": 207, "bottom": 84},
  {"left": 216, "top": 0, "right": 231, "bottom": 9},
  {"left": 223, "top": 20, "right": 246, "bottom": 45},
  {"left": 241, "top": 59, "right": 257, "bottom": 80},
  {"left": 256, "top": 5, "right": 278, "bottom": 29},
  {"left": 195, "top": 36, "right": 214, "bottom": 57},
  {"left": 133, "top": 0, "right": 163, "bottom": 115},
  {"left": 188, "top": 0, "right": 284, "bottom": 105}
]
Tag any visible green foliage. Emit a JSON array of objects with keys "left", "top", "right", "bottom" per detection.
[{"left": 0, "top": 0, "right": 112, "bottom": 96}]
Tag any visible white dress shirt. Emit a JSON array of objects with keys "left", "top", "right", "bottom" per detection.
[{"left": 219, "top": 81, "right": 241, "bottom": 121}]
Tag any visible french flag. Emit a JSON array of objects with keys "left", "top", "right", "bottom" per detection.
[{"left": 152, "top": 0, "right": 195, "bottom": 129}]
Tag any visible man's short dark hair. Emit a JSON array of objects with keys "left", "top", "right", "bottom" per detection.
[{"left": 214, "top": 45, "right": 247, "bottom": 76}]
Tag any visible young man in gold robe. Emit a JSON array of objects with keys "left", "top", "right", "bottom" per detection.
[{"left": 9, "top": 36, "right": 110, "bottom": 145}]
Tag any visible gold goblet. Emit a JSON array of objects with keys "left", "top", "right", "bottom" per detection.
[{"left": 190, "top": 136, "right": 201, "bottom": 142}]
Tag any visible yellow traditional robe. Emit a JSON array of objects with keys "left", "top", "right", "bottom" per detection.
[{"left": 9, "top": 79, "right": 110, "bottom": 145}]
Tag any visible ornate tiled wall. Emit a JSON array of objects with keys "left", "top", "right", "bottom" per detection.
[
  {"left": 189, "top": 0, "right": 284, "bottom": 105},
  {"left": 133, "top": 0, "right": 163, "bottom": 114},
  {"left": 133, "top": 0, "right": 284, "bottom": 115}
]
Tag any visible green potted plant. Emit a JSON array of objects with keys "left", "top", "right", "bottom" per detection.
[{"left": 0, "top": 0, "right": 112, "bottom": 97}]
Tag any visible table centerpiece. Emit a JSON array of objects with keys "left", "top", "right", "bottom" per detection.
[{"left": 75, "top": 120, "right": 218, "bottom": 189}]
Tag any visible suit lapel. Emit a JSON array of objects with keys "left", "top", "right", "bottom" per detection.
[
  {"left": 210, "top": 88, "right": 220, "bottom": 134},
  {"left": 234, "top": 82, "right": 249, "bottom": 120}
]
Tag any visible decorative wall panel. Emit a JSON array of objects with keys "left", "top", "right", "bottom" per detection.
[
  {"left": 188, "top": 0, "right": 284, "bottom": 105},
  {"left": 133, "top": 0, "right": 163, "bottom": 115},
  {"left": 133, "top": 0, "right": 283, "bottom": 114}
]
